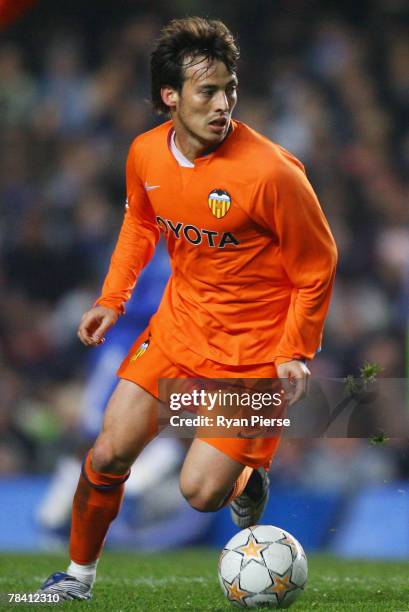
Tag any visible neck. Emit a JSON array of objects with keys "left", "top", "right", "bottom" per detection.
[{"left": 173, "top": 129, "right": 207, "bottom": 163}]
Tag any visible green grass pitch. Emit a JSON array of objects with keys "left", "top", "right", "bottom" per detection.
[{"left": 1, "top": 550, "right": 409, "bottom": 611}]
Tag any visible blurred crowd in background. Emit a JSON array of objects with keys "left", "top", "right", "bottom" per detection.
[{"left": 0, "top": 0, "right": 408, "bottom": 494}]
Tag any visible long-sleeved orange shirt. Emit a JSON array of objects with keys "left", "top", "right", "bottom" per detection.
[{"left": 96, "top": 119, "right": 337, "bottom": 366}]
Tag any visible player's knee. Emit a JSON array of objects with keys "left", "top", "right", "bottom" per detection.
[
  {"left": 180, "top": 476, "right": 225, "bottom": 513},
  {"left": 91, "top": 439, "right": 131, "bottom": 474}
]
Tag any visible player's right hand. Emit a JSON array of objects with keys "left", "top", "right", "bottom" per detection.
[{"left": 77, "top": 305, "right": 119, "bottom": 347}]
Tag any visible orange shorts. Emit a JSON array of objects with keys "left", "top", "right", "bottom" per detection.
[{"left": 117, "top": 327, "right": 281, "bottom": 470}]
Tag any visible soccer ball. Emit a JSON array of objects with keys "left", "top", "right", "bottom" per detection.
[{"left": 218, "top": 525, "right": 307, "bottom": 608}]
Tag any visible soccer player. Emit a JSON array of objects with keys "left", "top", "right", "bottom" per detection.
[{"left": 38, "top": 17, "right": 337, "bottom": 600}]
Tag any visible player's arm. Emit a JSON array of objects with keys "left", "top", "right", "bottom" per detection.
[
  {"left": 252, "top": 150, "right": 337, "bottom": 403},
  {"left": 77, "top": 142, "right": 160, "bottom": 347},
  {"left": 267, "top": 156, "right": 337, "bottom": 403}
]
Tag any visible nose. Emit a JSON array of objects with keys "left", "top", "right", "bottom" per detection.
[{"left": 214, "top": 90, "right": 229, "bottom": 112}]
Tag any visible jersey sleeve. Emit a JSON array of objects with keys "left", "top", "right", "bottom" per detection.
[
  {"left": 94, "top": 141, "right": 160, "bottom": 314},
  {"left": 253, "top": 152, "right": 338, "bottom": 365}
]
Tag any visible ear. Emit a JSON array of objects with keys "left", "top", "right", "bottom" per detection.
[{"left": 161, "top": 86, "right": 179, "bottom": 111}]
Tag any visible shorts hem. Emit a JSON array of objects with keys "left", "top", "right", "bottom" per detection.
[
  {"left": 117, "top": 371, "right": 159, "bottom": 400},
  {"left": 198, "top": 437, "right": 276, "bottom": 470}
]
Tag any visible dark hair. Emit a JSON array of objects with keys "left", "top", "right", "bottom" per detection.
[{"left": 151, "top": 17, "right": 239, "bottom": 115}]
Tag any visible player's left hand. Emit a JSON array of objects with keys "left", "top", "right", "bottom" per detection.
[{"left": 276, "top": 359, "right": 311, "bottom": 406}]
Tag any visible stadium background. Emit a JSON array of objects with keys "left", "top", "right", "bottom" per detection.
[{"left": 0, "top": 0, "right": 408, "bottom": 558}]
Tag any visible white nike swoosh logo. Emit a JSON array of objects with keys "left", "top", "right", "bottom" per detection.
[{"left": 144, "top": 183, "right": 160, "bottom": 191}]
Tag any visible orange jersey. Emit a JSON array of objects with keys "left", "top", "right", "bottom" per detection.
[{"left": 96, "top": 119, "right": 337, "bottom": 366}]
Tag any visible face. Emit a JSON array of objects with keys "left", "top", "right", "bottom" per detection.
[{"left": 162, "top": 57, "right": 238, "bottom": 147}]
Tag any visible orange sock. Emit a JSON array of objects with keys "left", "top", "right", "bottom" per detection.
[
  {"left": 223, "top": 466, "right": 253, "bottom": 507},
  {"left": 69, "top": 450, "right": 130, "bottom": 564}
]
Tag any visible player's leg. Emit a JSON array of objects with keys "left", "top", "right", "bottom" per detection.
[
  {"left": 38, "top": 379, "right": 158, "bottom": 601},
  {"left": 69, "top": 378, "right": 158, "bottom": 559},
  {"left": 180, "top": 438, "right": 274, "bottom": 527},
  {"left": 179, "top": 439, "right": 255, "bottom": 511}
]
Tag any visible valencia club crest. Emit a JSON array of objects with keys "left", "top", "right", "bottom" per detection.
[
  {"left": 208, "top": 189, "right": 231, "bottom": 219},
  {"left": 130, "top": 338, "right": 150, "bottom": 362}
]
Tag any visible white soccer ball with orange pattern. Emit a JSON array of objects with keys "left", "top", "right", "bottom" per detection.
[{"left": 218, "top": 525, "right": 307, "bottom": 608}]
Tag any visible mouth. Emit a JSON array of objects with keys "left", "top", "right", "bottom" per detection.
[{"left": 208, "top": 117, "right": 229, "bottom": 133}]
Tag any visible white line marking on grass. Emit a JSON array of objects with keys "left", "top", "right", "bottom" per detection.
[
  {"left": 100, "top": 577, "right": 212, "bottom": 587},
  {"left": 0, "top": 576, "right": 48, "bottom": 584},
  {"left": 314, "top": 574, "right": 409, "bottom": 585}
]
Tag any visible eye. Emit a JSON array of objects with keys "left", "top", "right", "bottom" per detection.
[{"left": 226, "top": 84, "right": 237, "bottom": 96}]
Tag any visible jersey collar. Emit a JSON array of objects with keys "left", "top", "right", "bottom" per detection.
[{"left": 167, "top": 120, "right": 237, "bottom": 167}]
